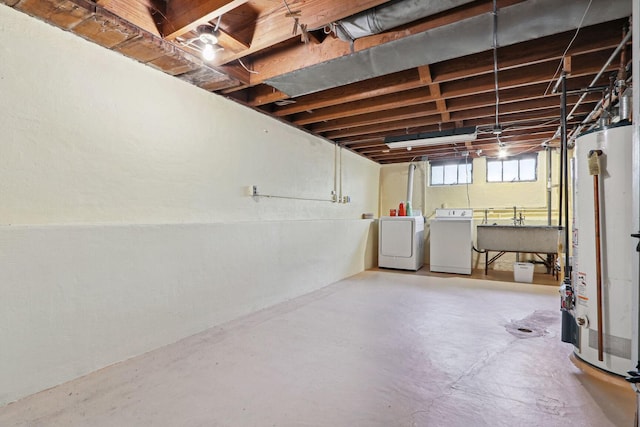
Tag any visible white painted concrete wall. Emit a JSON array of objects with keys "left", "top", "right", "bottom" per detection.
[{"left": 0, "top": 5, "right": 379, "bottom": 405}]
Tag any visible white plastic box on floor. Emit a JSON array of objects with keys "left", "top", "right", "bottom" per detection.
[{"left": 514, "top": 262, "right": 534, "bottom": 283}]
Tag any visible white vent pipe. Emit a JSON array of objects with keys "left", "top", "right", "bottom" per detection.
[{"left": 407, "top": 163, "right": 416, "bottom": 205}]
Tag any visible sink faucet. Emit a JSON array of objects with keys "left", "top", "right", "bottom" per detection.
[{"left": 512, "top": 206, "right": 525, "bottom": 226}]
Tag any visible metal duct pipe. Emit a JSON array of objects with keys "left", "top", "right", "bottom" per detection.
[
  {"left": 407, "top": 163, "right": 416, "bottom": 207},
  {"left": 269, "top": 0, "right": 631, "bottom": 98},
  {"left": 333, "top": 0, "right": 475, "bottom": 41},
  {"left": 620, "top": 87, "right": 633, "bottom": 121}
]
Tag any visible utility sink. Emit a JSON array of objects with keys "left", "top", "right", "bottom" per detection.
[{"left": 476, "top": 225, "right": 564, "bottom": 253}]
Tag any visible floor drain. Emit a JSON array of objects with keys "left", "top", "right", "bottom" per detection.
[{"left": 518, "top": 327, "right": 533, "bottom": 333}]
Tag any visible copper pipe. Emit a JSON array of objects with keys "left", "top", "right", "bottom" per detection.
[
  {"left": 591, "top": 151, "right": 604, "bottom": 362},
  {"left": 617, "top": 25, "right": 628, "bottom": 83}
]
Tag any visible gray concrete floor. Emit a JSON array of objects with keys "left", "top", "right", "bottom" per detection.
[{"left": 0, "top": 271, "right": 635, "bottom": 426}]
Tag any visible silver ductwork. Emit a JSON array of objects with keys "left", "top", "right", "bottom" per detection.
[
  {"left": 333, "top": 0, "right": 475, "bottom": 41},
  {"left": 620, "top": 87, "right": 633, "bottom": 122},
  {"left": 266, "top": 0, "right": 631, "bottom": 98}
]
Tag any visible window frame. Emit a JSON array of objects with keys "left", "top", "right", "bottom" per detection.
[
  {"left": 486, "top": 153, "right": 538, "bottom": 183},
  {"left": 430, "top": 159, "right": 473, "bottom": 186}
]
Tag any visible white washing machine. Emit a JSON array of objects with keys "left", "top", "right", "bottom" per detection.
[
  {"left": 378, "top": 216, "right": 425, "bottom": 271},
  {"left": 430, "top": 209, "right": 473, "bottom": 274}
]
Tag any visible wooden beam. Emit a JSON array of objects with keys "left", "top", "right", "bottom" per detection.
[
  {"left": 324, "top": 115, "right": 443, "bottom": 140},
  {"left": 314, "top": 96, "right": 572, "bottom": 135},
  {"left": 429, "top": 19, "right": 626, "bottom": 83},
  {"left": 417, "top": 65, "right": 433, "bottom": 85},
  {"left": 310, "top": 102, "right": 439, "bottom": 133},
  {"left": 564, "top": 56, "right": 572, "bottom": 75},
  {"left": 212, "top": 0, "right": 392, "bottom": 66},
  {"left": 249, "top": 36, "right": 351, "bottom": 86},
  {"left": 96, "top": 0, "right": 164, "bottom": 35},
  {"left": 246, "top": 5, "right": 622, "bottom": 94},
  {"left": 295, "top": 74, "right": 596, "bottom": 127},
  {"left": 323, "top": 102, "right": 596, "bottom": 140},
  {"left": 13, "top": 0, "right": 93, "bottom": 28},
  {"left": 243, "top": 23, "right": 620, "bottom": 106},
  {"left": 416, "top": 64, "right": 449, "bottom": 120},
  {"left": 271, "top": 45, "right": 615, "bottom": 120},
  {"left": 231, "top": 85, "right": 289, "bottom": 106},
  {"left": 292, "top": 87, "right": 432, "bottom": 125},
  {"left": 437, "top": 100, "right": 451, "bottom": 122},
  {"left": 296, "top": 72, "right": 592, "bottom": 127},
  {"left": 354, "top": 0, "right": 524, "bottom": 51},
  {"left": 273, "top": 69, "right": 421, "bottom": 117},
  {"left": 217, "top": 28, "right": 250, "bottom": 53},
  {"left": 247, "top": 0, "right": 521, "bottom": 85},
  {"left": 440, "top": 50, "right": 616, "bottom": 99},
  {"left": 163, "top": 0, "right": 249, "bottom": 40}
]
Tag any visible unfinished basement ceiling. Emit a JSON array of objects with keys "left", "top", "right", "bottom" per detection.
[{"left": 4, "top": 0, "right": 632, "bottom": 164}]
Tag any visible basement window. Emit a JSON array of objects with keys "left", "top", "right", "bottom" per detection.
[
  {"left": 430, "top": 160, "right": 472, "bottom": 186},
  {"left": 486, "top": 154, "right": 538, "bottom": 183}
]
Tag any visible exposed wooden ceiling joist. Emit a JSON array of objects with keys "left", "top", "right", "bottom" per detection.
[
  {"left": 5, "top": 0, "right": 631, "bottom": 164},
  {"left": 96, "top": 0, "right": 164, "bottom": 35},
  {"left": 163, "top": 0, "right": 250, "bottom": 40},
  {"left": 211, "top": 0, "right": 393, "bottom": 66}
]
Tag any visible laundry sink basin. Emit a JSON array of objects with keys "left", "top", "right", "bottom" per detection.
[{"left": 476, "top": 225, "right": 564, "bottom": 253}]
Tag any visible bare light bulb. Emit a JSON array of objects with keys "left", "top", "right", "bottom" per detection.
[
  {"left": 202, "top": 43, "right": 216, "bottom": 61},
  {"left": 498, "top": 147, "right": 508, "bottom": 158}
]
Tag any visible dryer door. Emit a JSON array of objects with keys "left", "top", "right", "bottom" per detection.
[{"left": 380, "top": 219, "right": 414, "bottom": 258}]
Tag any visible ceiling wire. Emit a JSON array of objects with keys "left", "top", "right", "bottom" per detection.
[
  {"left": 282, "top": 0, "right": 294, "bottom": 15},
  {"left": 177, "top": 16, "right": 223, "bottom": 52},
  {"left": 542, "top": 0, "right": 593, "bottom": 96},
  {"left": 238, "top": 58, "right": 260, "bottom": 74},
  {"left": 492, "top": 0, "right": 500, "bottom": 133}
]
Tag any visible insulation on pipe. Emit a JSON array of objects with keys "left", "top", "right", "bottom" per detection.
[{"left": 333, "top": 0, "right": 474, "bottom": 41}]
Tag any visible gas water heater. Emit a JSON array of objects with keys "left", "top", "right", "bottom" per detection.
[{"left": 572, "top": 123, "right": 634, "bottom": 376}]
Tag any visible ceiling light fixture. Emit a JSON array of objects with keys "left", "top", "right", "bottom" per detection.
[
  {"left": 197, "top": 24, "right": 221, "bottom": 61},
  {"left": 202, "top": 43, "right": 217, "bottom": 61},
  {"left": 384, "top": 127, "right": 477, "bottom": 149},
  {"left": 497, "top": 139, "right": 507, "bottom": 158},
  {"left": 198, "top": 25, "right": 219, "bottom": 45}
]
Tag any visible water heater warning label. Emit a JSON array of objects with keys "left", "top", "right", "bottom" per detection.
[{"left": 576, "top": 272, "right": 588, "bottom": 307}]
